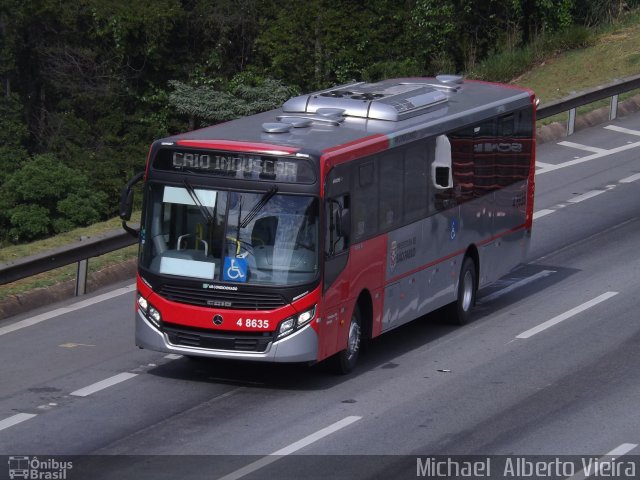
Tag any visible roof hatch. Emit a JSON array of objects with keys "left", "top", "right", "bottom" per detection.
[{"left": 282, "top": 77, "right": 461, "bottom": 122}]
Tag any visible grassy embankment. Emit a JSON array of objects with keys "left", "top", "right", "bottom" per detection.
[{"left": 2, "top": 11, "right": 640, "bottom": 301}]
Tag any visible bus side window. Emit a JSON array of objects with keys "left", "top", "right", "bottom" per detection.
[
  {"left": 404, "top": 143, "right": 429, "bottom": 223},
  {"left": 379, "top": 151, "right": 403, "bottom": 230},
  {"left": 325, "top": 194, "right": 350, "bottom": 257},
  {"left": 352, "top": 161, "right": 377, "bottom": 240}
]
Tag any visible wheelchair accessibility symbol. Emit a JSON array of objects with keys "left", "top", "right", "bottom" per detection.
[{"left": 223, "top": 257, "right": 248, "bottom": 282}]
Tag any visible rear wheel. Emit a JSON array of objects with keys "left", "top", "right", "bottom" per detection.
[
  {"left": 447, "top": 257, "right": 477, "bottom": 325},
  {"left": 332, "top": 307, "right": 361, "bottom": 374}
]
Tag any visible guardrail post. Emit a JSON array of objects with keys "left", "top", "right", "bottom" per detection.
[
  {"left": 567, "top": 108, "right": 576, "bottom": 135},
  {"left": 75, "top": 236, "right": 88, "bottom": 296},
  {"left": 610, "top": 94, "right": 619, "bottom": 120}
]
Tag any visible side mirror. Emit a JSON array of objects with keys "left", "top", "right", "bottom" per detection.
[
  {"left": 433, "top": 166, "right": 452, "bottom": 189},
  {"left": 120, "top": 172, "right": 144, "bottom": 237},
  {"left": 120, "top": 188, "right": 135, "bottom": 221},
  {"left": 433, "top": 135, "right": 453, "bottom": 190}
]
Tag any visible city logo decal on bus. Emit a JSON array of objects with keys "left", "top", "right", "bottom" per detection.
[
  {"left": 389, "top": 237, "right": 417, "bottom": 272},
  {"left": 223, "top": 257, "right": 248, "bottom": 283}
]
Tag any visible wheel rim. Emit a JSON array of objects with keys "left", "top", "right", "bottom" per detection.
[
  {"left": 346, "top": 318, "right": 361, "bottom": 361},
  {"left": 461, "top": 269, "right": 474, "bottom": 312}
]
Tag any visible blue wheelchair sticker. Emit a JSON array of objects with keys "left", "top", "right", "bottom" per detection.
[
  {"left": 223, "top": 257, "right": 248, "bottom": 282},
  {"left": 450, "top": 219, "right": 457, "bottom": 240}
]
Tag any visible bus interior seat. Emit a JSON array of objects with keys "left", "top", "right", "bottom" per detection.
[{"left": 252, "top": 216, "right": 278, "bottom": 248}]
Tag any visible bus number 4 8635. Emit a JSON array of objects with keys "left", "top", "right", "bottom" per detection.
[{"left": 237, "top": 318, "right": 270, "bottom": 329}]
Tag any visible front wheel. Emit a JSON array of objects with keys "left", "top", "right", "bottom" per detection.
[
  {"left": 446, "top": 257, "right": 477, "bottom": 325},
  {"left": 332, "top": 307, "right": 361, "bottom": 374}
]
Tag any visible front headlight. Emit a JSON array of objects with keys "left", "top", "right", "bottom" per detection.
[
  {"left": 276, "top": 305, "right": 316, "bottom": 340},
  {"left": 137, "top": 295, "right": 148, "bottom": 311},
  {"left": 296, "top": 305, "right": 316, "bottom": 327},
  {"left": 137, "top": 293, "right": 162, "bottom": 328}
]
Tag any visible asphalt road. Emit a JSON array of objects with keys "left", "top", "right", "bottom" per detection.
[{"left": 1, "top": 114, "right": 640, "bottom": 480}]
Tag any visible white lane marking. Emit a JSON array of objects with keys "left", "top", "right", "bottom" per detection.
[
  {"left": 538, "top": 139, "right": 640, "bottom": 175},
  {"left": 604, "top": 443, "right": 638, "bottom": 456},
  {"left": 516, "top": 292, "right": 618, "bottom": 339},
  {"left": 0, "top": 413, "right": 37, "bottom": 432},
  {"left": 533, "top": 209, "right": 555, "bottom": 220},
  {"left": 558, "top": 141, "right": 608, "bottom": 154},
  {"left": 70, "top": 372, "right": 138, "bottom": 397},
  {"left": 536, "top": 161, "right": 555, "bottom": 168},
  {"left": 164, "top": 354, "right": 183, "bottom": 360},
  {"left": 217, "top": 416, "right": 362, "bottom": 480},
  {"left": 0, "top": 284, "right": 135, "bottom": 337},
  {"left": 620, "top": 172, "right": 640, "bottom": 183},
  {"left": 604, "top": 125, "right": 640, "bottom": 136},
  {"left": 568, "top": 443, "right": 637, "bottom": 480},
  {"left": 567, "top": 190, "right": 606, "bottom": 204},
  {"left": 479, "top": 270, "right": 556, "bottom": 304}
]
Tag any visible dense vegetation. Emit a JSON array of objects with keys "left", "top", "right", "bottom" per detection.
[{"left": 0, "top": 0, "right": 635, "bottom": 245}]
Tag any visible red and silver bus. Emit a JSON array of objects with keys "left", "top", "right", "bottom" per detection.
[{"left": 121, "top": 76, "right": 536, "bottom": 373}]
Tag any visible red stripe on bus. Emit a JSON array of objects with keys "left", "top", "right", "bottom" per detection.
[
  {"left": 322, "top": 134, "right": 390, "bottom": 166},
  {"left": 176, "top": 139, "right": 299, "bottom": 155},
  {"left": 385, "top": 223, "right": 527, "bottom": 285}
]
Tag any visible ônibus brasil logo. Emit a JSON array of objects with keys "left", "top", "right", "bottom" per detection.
[{"left": 8, "top": 456, "right": 72, "bottom": 479}]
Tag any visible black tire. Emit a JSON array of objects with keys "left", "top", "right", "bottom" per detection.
[
  {"left": 332, "top": 307, "right": 362, "bottom": 374},
  {"left": 447, "top": 257, "right": 477, "bottom": 325}
]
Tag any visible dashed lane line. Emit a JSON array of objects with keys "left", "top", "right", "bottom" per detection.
[
  {"left": 620, "top": 172, "right": 640, "bottom": 183},
  {"left": 0, "top": 413, "right": 37, "bottom": 432},
  {"left": 0, "top": 284, "right": 136, "bottom": 337},
  {"left": 533, "top": 209, "right": 555, "bottom": 220},
  {"left": 70, "top": 372, "right": 138, "bottom": 397},
  {"left": 537, "top": 138, "right": 640, "bottom": 175},
  {"left": 479, "top": 270, "right": 556, "bottom": 304},
  {"left": 567, "top": 190, "right": 606, "bottom": 204},
  {"left": 534, "top": 169, "right": 640, "bottom": 220},
  {"left": 516, "top": 292, "right": 619, "bottom": 339},
  {"left": 216, "top": 416, "right": 362, "bottom": 480},
  {"left": 558, "top": 141, "right": 608, "bottom": 154},
  {"left": 604, "top": 125, "right": 640, "bottom": 136},
  {"left": 567, "top": 443, "right": 638, "bottom": 480}
]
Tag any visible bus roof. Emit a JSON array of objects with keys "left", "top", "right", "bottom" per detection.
[{"left": 161, "top": 77, "right": 534, "bottom": 157}]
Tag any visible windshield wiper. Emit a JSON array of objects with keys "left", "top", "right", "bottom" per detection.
[
  {"left": 240, "top": 185, "right": 278, "bottom": 229},
  {"left": 183, "top": 179, "right": 214, "bottom": 224}
]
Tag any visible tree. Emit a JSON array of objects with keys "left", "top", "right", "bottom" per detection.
[
  {"left": 0, "top": 154, "right": 107, "bottom": 242},
  {"left": 168, "top": 74, "right": 295, "bottom": 128},
  {"left": 0, "top": 94, "right": 29, "bottom": 184},
  {"left": 254, "top": 0, "right": 418, "bottom": 90}
]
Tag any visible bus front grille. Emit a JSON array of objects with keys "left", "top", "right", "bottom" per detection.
[
  {"left": 163, "top": 323, "right": 273, "bottom": 353},
  {"left": 157, "top": 284, "right": 287, "bottom": 311}
]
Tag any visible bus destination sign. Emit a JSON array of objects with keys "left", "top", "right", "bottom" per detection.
[{"left": 153, "top": 149, "right": 316, "bottom": 184}]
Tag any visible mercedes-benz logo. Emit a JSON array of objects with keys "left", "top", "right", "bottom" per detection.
[{"left": 213, "top": 314, "right": 224, "bottom": 326}]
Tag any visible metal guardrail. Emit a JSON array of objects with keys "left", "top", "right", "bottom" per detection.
[
  {"left": 1, "top": 74, "right": 640, "bottom": 294},
  {"left": 0, "top": 228, "right": 137, "bottom": 292},
  {"left": 537, "top": 73, "right": 640, "bottom": 134}
]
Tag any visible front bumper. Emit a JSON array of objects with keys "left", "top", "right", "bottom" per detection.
[{"left": 135, "top": 309, "right": 318, "bottom": 362}]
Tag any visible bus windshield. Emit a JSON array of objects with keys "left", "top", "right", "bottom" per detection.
[{"left": 141, "top": 184, "right": 319, "bottom": 286}]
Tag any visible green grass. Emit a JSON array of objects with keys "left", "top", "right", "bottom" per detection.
[{"left": 515, "top": 10, "right": 640, "bottom": 103}]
